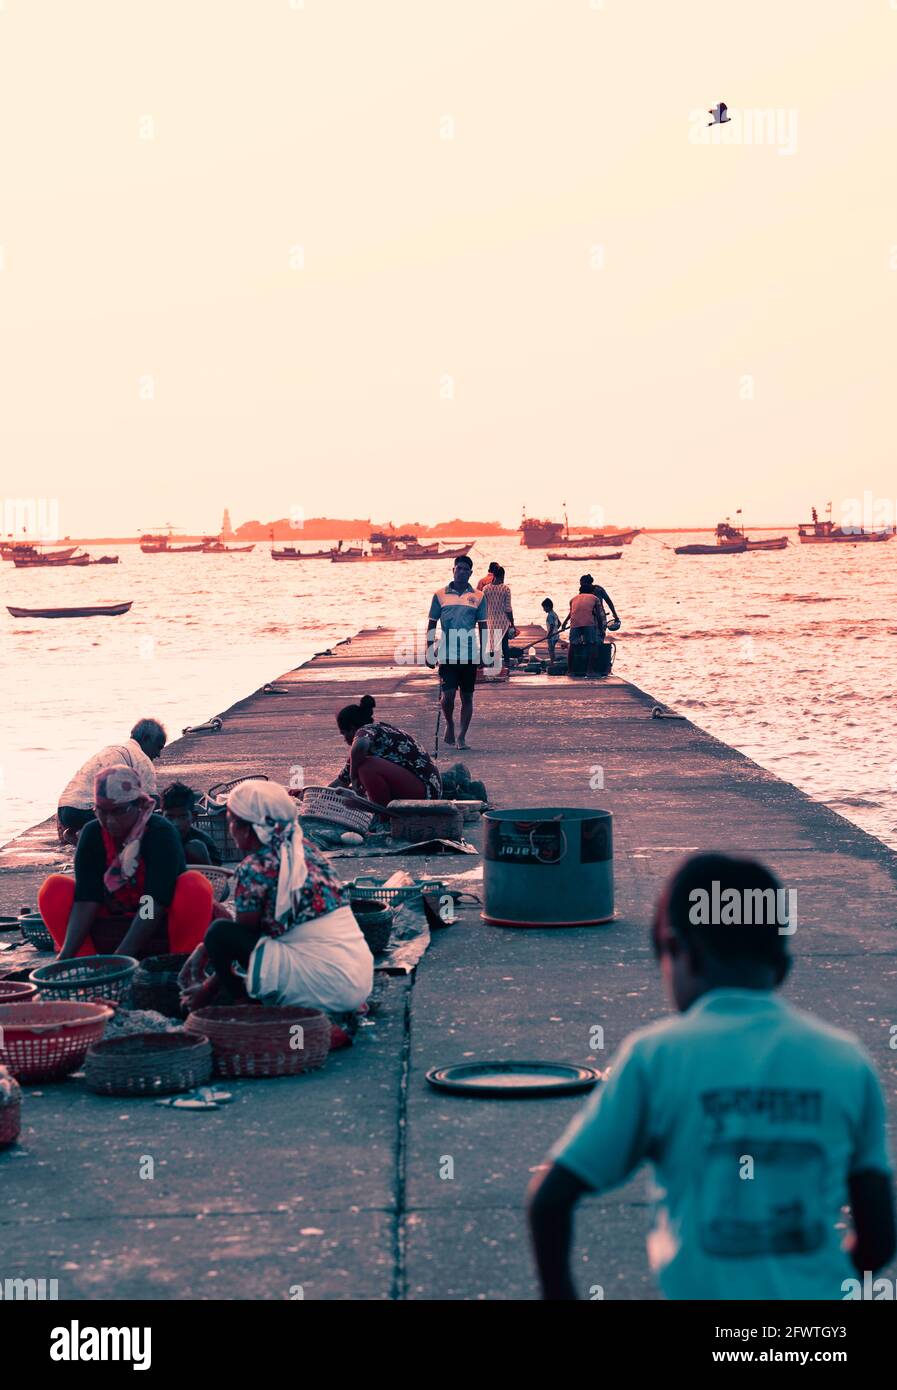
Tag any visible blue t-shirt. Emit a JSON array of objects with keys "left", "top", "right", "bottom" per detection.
[
  {"left": 429, "top": 582, "right": 487, "bottom": 664},
  {"left": 550, "top": 989, "right": 892, "bottom": 1300}
]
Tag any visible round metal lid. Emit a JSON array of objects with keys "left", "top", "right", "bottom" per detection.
[{"left": 425, "top": 1060, "right": 602, "bottom": 1098}]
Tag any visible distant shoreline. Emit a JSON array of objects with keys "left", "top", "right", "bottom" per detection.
[{"left": 17, "top": 525, "right": 801, "bottom": 546}]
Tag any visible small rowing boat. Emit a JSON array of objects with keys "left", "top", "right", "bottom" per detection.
[
  {"left": 675, "top": 539, "right": 746, "bottom": 555},
  {"left": 7, "top": 601, "right": 134, "bottom": 619},
  {"left": 745, "top": 536, "right": 788, "bottom": 551},
  {"left": 547, "top": 551, "right": 622, "bottom": 561}
]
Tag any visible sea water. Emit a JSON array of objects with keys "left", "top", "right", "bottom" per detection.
[{"left": 1, "top": 534, "right": 895, "bottom": 850}]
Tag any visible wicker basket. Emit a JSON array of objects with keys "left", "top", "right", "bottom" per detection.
[
  {"left": 386, "top": 800, "right": 463, "bottom": 843},
  {"left": 349, "top": 876, "right": 445, "bottom": 910},
  {"left": 128, "top": 954, "right": 189, "bottom": 1018},
  {"left": 84, "top": 1032, "right": 213, "bottom": 1097},
  {"left": 298, "top": 787, "right": 374, "bottom": 833},
  {"left": 0, "top": 1002, "right": 113, "bottom": 1082},
  {"left": 0, "top": 981, "right": 38, "bottom": 1005},
  {"left": 30, "top": 955, "right": 138, "bottom": 1004},
  {"left": 20, "top": 915, "right": 55, "bottom": 952},
  {"left": 195, "top": 866, "right": 234, "bottom": 902},
  {"left": 184, "top": 1004, "right": 331, "bottom": 1078},
  {"left": 350, "top": 898, "right": 395, "bottom": 955}
]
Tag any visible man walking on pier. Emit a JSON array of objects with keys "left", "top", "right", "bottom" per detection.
[{"left": 427, "top": 555, "right": 488, "bottom": 750}]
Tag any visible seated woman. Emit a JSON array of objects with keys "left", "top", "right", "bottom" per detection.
[
  {"left": 39, "top": 766, "right": 214, "bottom": 960},
  {"left": 331, "top": 694, "right": 441, "bottom": 807},
  {"left": 178, "top": 781, "right": 373, "bottom": 1022}
]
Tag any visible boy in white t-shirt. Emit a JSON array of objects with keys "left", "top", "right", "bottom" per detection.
[{"left": 528, "top": 853, "right": 896, "bottom": 1300}]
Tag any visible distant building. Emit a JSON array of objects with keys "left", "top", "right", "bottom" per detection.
[{"left": 221, "top": 508, "right": 233, "bottom": 536}]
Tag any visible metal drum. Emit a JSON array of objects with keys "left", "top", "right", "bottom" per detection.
[{"left": 482, "top": 807, "right": 614, "bottom": 926}]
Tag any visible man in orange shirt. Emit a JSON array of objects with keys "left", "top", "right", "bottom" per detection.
[{"left": 559, "top": 574, "right": 613, "bottom": 677}]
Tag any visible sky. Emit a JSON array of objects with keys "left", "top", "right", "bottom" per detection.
[{"left": 1, "top": 1, "right": 895, "bottom": 536}]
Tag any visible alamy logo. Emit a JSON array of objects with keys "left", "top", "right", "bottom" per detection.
[
  {"left": 688, "top": 881, "right": 796, "bottom": 935},
  {"left": 1, "top": 1277, "right": 59, "bottom": 1299},
  {"left": 50, "top": 1321, "right": 152, "bottom": 1371}
]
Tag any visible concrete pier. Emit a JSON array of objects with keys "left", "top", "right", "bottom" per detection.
[{"left": 1, "top": 629, "right": 895, "bottom": 1299}]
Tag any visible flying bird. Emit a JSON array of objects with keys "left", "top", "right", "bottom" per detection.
[{"left": 707, "top": 102, "right": 731, "bottom": 126}]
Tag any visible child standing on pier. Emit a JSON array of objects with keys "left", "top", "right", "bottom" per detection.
[
  {"left": 528, "top": 853, "right": 896, "bottom": 1300},
  {"left": 542, "top": 598, "right": 561, "bottom": 661}
]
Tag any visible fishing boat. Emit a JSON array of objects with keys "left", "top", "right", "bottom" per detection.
[
  {"left": 139, "top": 526, "right": 205, "bottom": 553},
  {"left": 139, "top": 532, "right": 173, "bottom": 553},
  {"left": 13, "top": 549, "right": 90, "bottom": 568},
  {"left": 547, "top": 551, "right": 622, "bottom": 561},
  {"left": 675, "top": 533, "right": 747, "bottom": 556},
  {"left": 199, "top": 536, "right": 255, "bottom": 553},
  {"left": 89, "top": 555, "right": 120, "bottom": 564},
  {"left": 369, "top": 531, "right": 419, "bottom": 545},
  {"left": 676, "top": 517, "right": 789, "bottom": 556},
  {"left": 716, "top": 521, "right": 788, "bottom": 551},
  {"left": 330, "top": 538, "right": 473, "bottom": 562},
  {"left": 2, "top": 543, "right": 79, "bottom": 563},
  {"left": 7, "top": 601, "right": 134, "bottom": 619},
  {"left": 798, "top": 505, "right": 894, "bottom": 544},
  {"left": 520, "top": 507, "right": 639, "bottom": 549}
]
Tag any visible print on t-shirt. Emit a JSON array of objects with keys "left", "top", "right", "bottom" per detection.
[{"left": 698, "top": 1088, "right": 826, "bottom": 1257}]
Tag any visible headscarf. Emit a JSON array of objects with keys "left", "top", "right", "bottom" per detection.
[
  {"left": 227, "top": 779, "right": 308, "bottom": 925},
  {"left": 94, "top": 765, "right": 156, "bottom": 893}
]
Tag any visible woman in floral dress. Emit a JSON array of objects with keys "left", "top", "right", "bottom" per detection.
[
  {"left": 332, "top": 694, "right": 441, "bottom": 805},
  {"left": 178, "top": 780, "right": 372, "bottom": 1016}
]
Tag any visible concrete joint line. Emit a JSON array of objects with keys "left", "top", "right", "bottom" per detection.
[{"left": 390, "top": 979, "right": 414, "bottom": 1300}]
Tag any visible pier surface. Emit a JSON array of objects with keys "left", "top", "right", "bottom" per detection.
[{"left": 2, "top": 629, "right": 896, "bottom": 1300}]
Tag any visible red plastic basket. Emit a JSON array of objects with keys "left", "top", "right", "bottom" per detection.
[
  {"left": 0, "top": 1002, "right": 113, "bottom": 1082},
  {"left": 0, "top": 981, "right": 38, "bottom": 1005},
  {"left": 184, "top": 1004, "right": 331, "bottom": 1078}
]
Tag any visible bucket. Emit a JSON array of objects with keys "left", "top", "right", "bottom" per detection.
[
  {"left": 482, "top": 807, "right": 613, "bottom": 926},
  {"left": 570, "top": 640, "right": 615, "bottom": 677},
  {"left": 594, "top": 640, "right": 615, "bottom": 677}
]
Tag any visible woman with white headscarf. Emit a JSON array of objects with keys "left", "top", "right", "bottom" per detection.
[{"left": 178, "top": 780, "right": 372, "bottom": 1016}]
